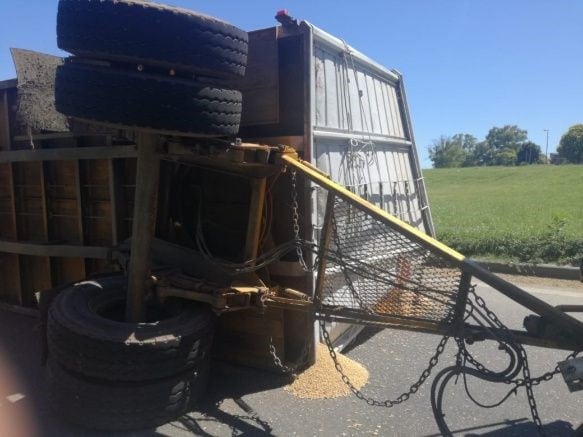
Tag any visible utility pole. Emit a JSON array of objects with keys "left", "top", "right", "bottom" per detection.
[{"left": 544, "top": 129, "right": 549, "bottom": 164}]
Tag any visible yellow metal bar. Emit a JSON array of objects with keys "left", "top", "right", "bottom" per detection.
[{"left": 281, "top": 154, "right": 465, "bottom": 263}]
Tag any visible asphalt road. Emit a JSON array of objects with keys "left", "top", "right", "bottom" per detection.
[{"left": 0, "top": 278, "right": 581, "bottom": 436}]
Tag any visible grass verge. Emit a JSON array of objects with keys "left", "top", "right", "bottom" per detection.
[{"left": 424, "top": 165, "right": 583, "bottom": 265}]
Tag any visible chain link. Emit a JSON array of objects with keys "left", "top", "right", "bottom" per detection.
[
  {"left": 468, "top": 288, "right": 544, "bottom": 429},
  {"left": 320, "top": 318, "right": 450, "bottom": 407},
  {"left": 268, "top": 335, "right": 312, "bottom": 378},
  {"left": 513, "top": 349, "right": 580, "bottom": 387},
  {"left": 290, "top": 169, "right": 311, "bottom": 272},
  {"left": 467, "top": 288, "right": 581, "bottom": 433}
]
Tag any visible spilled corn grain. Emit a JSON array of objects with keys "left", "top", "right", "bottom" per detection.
[{"left": 284, "top": 344, "right": 369, "bottom": 399}]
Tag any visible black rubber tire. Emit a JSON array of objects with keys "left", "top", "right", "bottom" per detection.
[
  {"left": 55, "top": 62, "right": 242, "bottom": 136},
  {"left": 57, "top": 0, "right": 248, "bottom": 79},
  {"left": 47, "top": 275, "right": 216, "bottom": 381},
  {"left": 47, "top": 358, "right": 209, "bottom": 431}
]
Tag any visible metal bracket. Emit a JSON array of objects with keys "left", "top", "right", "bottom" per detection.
[
  {"left": 558, "top": 356, "right": 583, "bottom": 392},
  {"left": 153, "top": 270, "right": 312, "bottom": 315}
]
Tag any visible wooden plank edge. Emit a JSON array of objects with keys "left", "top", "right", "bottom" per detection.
[
  {"left": 0, "top": 301, "right": 39, "bottom": 317},
  {"left": 0, "top": 145, "right": 137, "bottom": 163},
  {"left": 0, "top": 240, "right": 110, "bottom": 259}
]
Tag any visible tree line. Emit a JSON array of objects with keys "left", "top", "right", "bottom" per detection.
[{"left": 428, "top": 124, "right": 583, "bottom": 168}]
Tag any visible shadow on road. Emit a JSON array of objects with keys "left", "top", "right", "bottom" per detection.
[
  {"left": 167, "top": 362, "right": 290, "bottom": 436},
  {"left": 423, "top": 417, "right": 578, "bottom": 437},
  {"left": 466, "top": 420, "right": 577, "bottom": 436}
]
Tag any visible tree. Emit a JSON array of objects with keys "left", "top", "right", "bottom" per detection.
[
  {"left": 468, "top": 141, "right": 495, "bottom": 166},
  {"left": 493, "top": 147, "right": 517, "bottom": 166},
  {"left": 557, "top": 124, "right": 583, "bottom": 164},
  {"left": 517, "top": 141, "right": 542, "bottom": 164},
  {"left": 428, "top": 136, "right": 466, "bottom": 168},
  {"left": 473, "top": 125, "right": 529, "bottom": 166},
  {"left": 451, "top": 133, "right": 478, "bottom": 152},
  {"left": 448, "top": 134, "right": 478, "bottom": 167},
  {"left": 485, "top": 125, "right": 528, "bottom": 151}
]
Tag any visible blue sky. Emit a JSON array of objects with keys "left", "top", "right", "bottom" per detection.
[{"left": 1, "top": 1, "right": 582, "bottom": 168}]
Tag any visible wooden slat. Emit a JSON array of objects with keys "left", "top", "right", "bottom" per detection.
[
  {"left": 108, "top": 158, "right": 122, "bottom": 245},
  {"left": 214, "top": 308, "right": 285, "bottom": 370},
  {"left": 39, "top": 162, "right": 50, "bottom": 241},
  {"left": 0, "top": 253, "right": 22, "bottom": 305},
  {"left": 0, "top": 300, "right": 39, "bottom": 317},
  {"left": 0, "top": 91, "right": 11, "bottom": 150},
  {"left": 73, "top": 160, "right": 86, "bottom": 240},
  {"left": 74, "top": 160, "right": 87, "bottom": 278},
  {"left": 19, "top": 255, "right": 51, "bottom": 306},
  {"left": 50, "top": 257, "right": 86, "bottom": 286},
  {"left": 6, "top": 162, "right": 22, "bottom": 304},
  {"left": 0, "top": 241, "right": 110, "bottom": 258},
  {"left": 0, "top": 145, "right": 137, "bottom": 163},
  {"left": 81, "top": 159, "right": 113, "bottom": 246},
  {"left": 0, "top": 79, "right": 17, "bottom": 90}
]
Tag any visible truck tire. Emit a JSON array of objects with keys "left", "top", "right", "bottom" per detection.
[
  {"left": 47, "top": 275, "right": 216, "bottom": 381},
  {"left": 55, "top": 62, "right": 242, "bottom": 136},
  {"left": 57, "top": 0, "right": 248, "bottom": 80},
  {"left": 47, "top": 358, "right": 209, "bottom": 431}
]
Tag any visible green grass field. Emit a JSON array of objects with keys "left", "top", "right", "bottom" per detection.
[{"left": 423, "top": 165, "right": 583, "bottom": 265}]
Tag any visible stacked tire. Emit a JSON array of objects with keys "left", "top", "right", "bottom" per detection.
[
  {"left": 49, "top": 1, "right": 246, "bottom": 429},
  {"left": 55, "top": 0, "right": 248, "bottom": 136},
  {"left": 46, "top": 275, "right": 217, "bottom": 430}
]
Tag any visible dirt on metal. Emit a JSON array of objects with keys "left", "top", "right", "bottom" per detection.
[{"left": 285, "top": 344, "right": 369, "bottom": 399}]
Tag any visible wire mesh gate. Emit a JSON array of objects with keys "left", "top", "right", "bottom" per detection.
[
  {"left": 273, "top": 152, "right": 582, "bottom": 435},
  {"left": 279, "top": 152, "right": 583, "bottom": 351},
  {"left": 316, "top": 190, "right": 464, "bottom": 327}
]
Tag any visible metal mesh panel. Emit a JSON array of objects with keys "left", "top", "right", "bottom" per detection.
[{"left": 320, "top": 194, "right": 462, "bottom": 324}]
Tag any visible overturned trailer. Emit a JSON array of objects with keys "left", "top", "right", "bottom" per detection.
[
  {"left": 0, "top": 16, "right": 433, "bottom": 361},
  {"left": 0, "top": 3, "right": 581, "bottom": 433}
]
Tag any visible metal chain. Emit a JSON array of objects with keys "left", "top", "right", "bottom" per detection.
[
  {"left": 268, "top": 335, "right": 312, "bottom": 378},
  {"left": 290, "top": 169, "right": 311, "bottom": 272},
  {"left": 512, "top": 349, "right": 580, "bottom": 387},
  {"left": 466, "top": 288, "right": 583, "bottom": 433},
  {"left": 468, "top": 289, "right": 544, "bottom": 429},
  {"left": 320, "top": 318, "right": 450, "bottom": 407}
]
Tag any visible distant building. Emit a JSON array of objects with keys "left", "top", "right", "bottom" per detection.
[{"left": 549, "top": 153, "right": 566, "bottom": 165}]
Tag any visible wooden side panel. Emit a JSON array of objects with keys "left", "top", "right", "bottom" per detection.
[
  {"left": 0, "top": 91, "right": 11, "bottom": 151},
  {"left": 19, "top": 255, "right": 51, "bottom": 306},
  {"left": 80, "top": 159, "right": 112, "bottom": 246},
  {"left": 50, "top": 257, "right": 86, "bottom": 285},
  {"left": 11, "top": 161, "right": 52, "bottom": 303},
  {"left": 240, "top": 27, "right": 279, "bottom": 127},
  {"left": 120, "top": 158, "right": 137, "bottom": 239},
  {"left": 0, "top": 158, "right": 23, "bottom": 304},
  {"left": 0, "top": 253, "right": 22, "bottom": 304},
  {"left": 85, "top": 258, "right": 112, "bottom": 276},
  {"left": 0, "top": 163, "right": 17, "bottom": 239},
  {"left": 13, "top": 161, "right": 48, "bottom": 241},
  {"left": 214, "top": 308, "right": 285, "bottom": 371},
  {"left": 109, "top": 158, "right": 135, "bottom": 244},
  {"left": 45, "top": 160, "right": 83, "bottom": 243}
]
